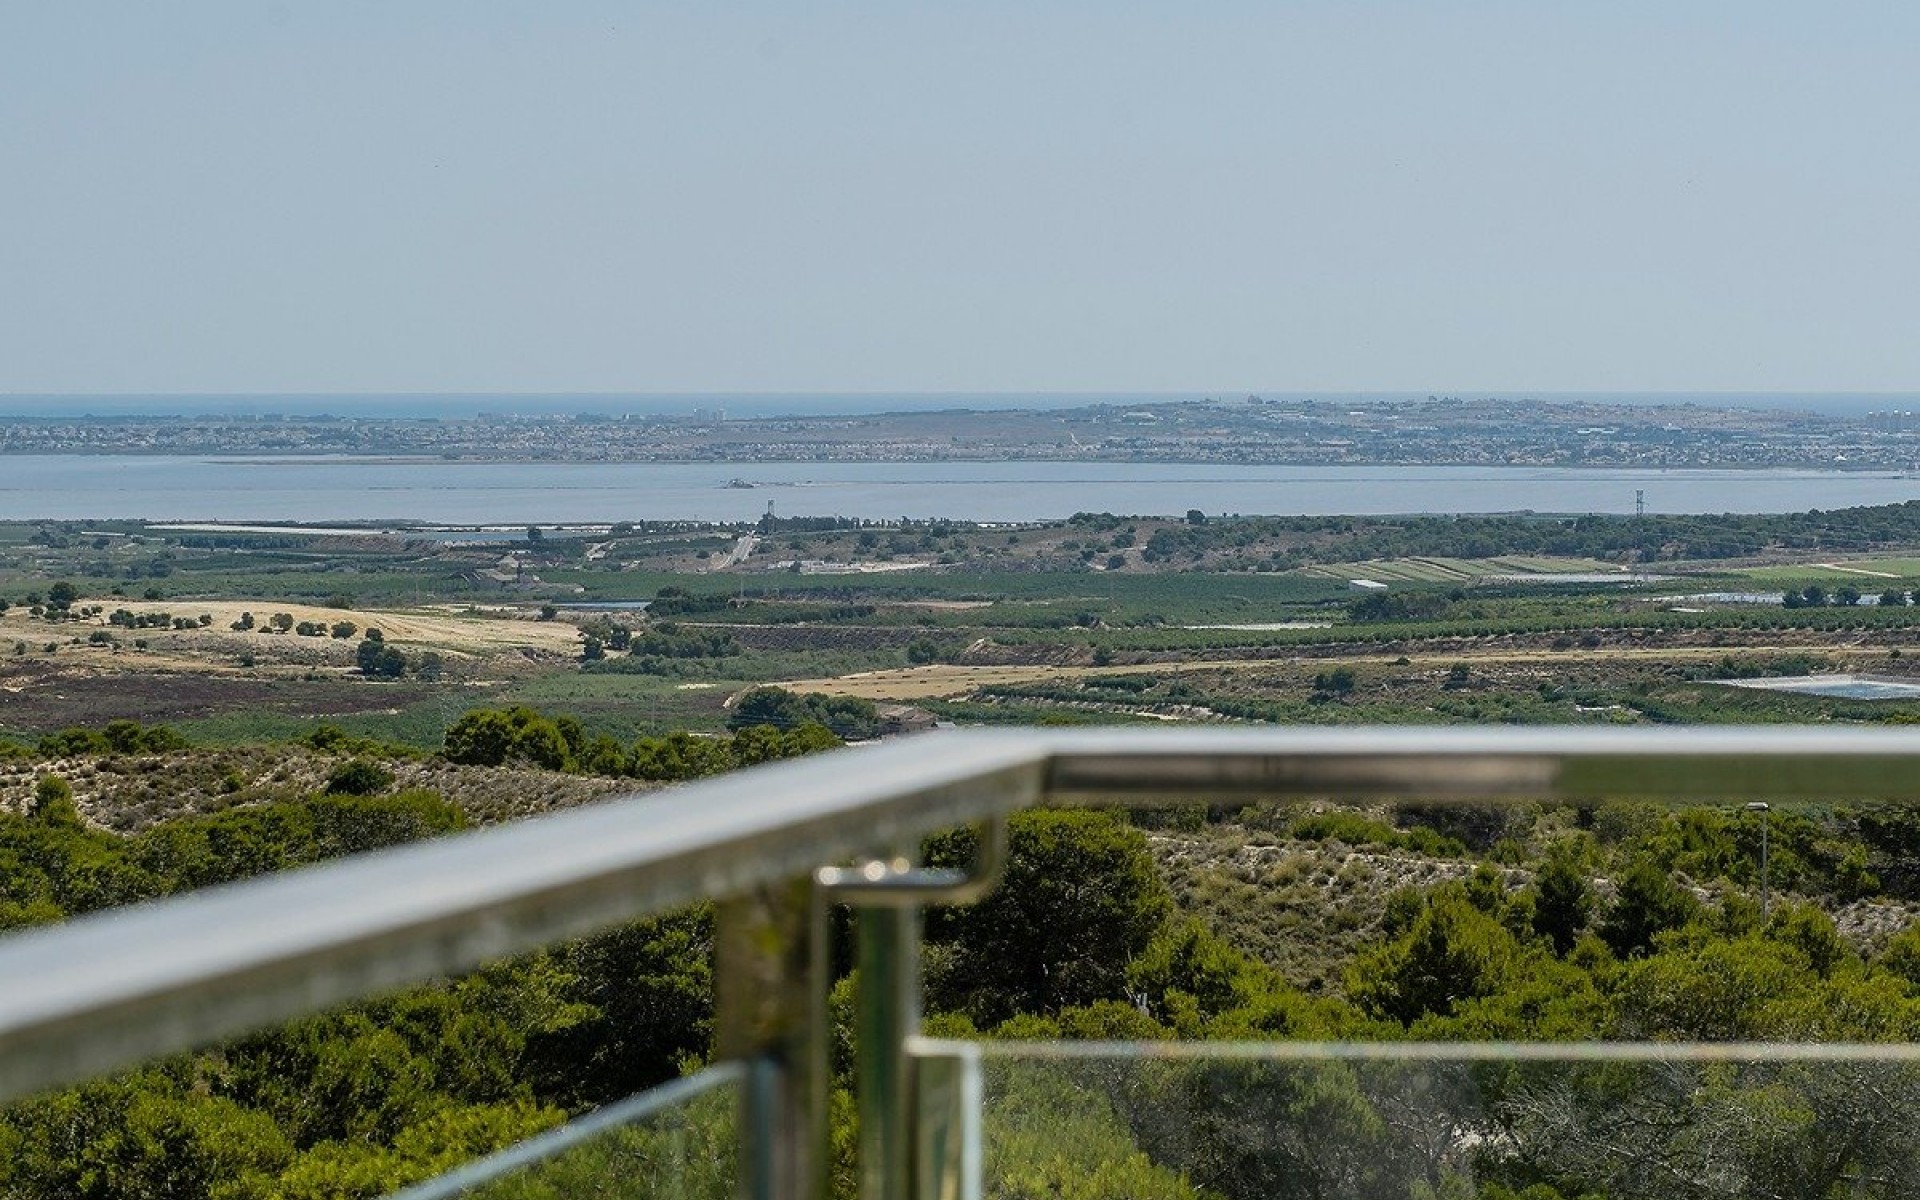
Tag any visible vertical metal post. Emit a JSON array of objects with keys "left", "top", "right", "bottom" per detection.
[
  {"left": 856, "top": 899, "right": 920, "bottom": 1200},
  {"left": 821, "top": 821, "right": 1007, "bottom": 1200},
  {"left": 716, "top": 877, "right": 827, "bottom": 1200}
]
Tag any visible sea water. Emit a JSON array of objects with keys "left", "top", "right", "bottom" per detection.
[{"left": 1, "top": 457, "right": 1915, "bottom": 524}]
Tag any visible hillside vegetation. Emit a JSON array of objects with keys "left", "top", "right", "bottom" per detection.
[
  {"left": 5, "top": 706, "right": 1920, "bottom": 1197},
  {"left": 13, "top": 508, "right": 1920, "bottom": 1196}
]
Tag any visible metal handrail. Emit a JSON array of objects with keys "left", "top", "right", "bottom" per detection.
[{"left": 5, "top": 724, "right": 1920, "bottom": 1106}]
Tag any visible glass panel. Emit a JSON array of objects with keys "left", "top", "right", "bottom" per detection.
[
  {"left": 388, "top": 1064, "right": 739, "bottom": 1200},
  {"left": 919, "top": 1042, "right": 1920, "bottom": 1200}
]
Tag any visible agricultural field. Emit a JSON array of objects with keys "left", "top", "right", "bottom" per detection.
[
  {"left": 1301, "top": 555, "right": 1627, "bottom": 583},
  {"left": 9, "top": 507, "right": 1920, "bottom": 745}
]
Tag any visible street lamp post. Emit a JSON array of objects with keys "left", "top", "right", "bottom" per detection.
[{"left": 1746, "top": 801, "right": 1771, "bottom": 920}]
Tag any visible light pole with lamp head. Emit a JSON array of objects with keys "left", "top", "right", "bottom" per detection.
[{"left": 1745, "top": 801, "right": 1771, "bottom": 920}]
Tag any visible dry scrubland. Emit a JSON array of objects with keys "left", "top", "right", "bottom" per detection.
[{"left": 0, "top": 748, "right": 641, "bottom": 832}]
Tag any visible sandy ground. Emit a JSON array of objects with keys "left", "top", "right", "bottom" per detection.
[
  {"left": 1818, "top": 562, "right": 1903, "bottom": 579},
  {"left": 775, "top": 643, "right": 1851, "bottom": 700},
  {"left": 777, "top": 662, "right": 1179, "bottom": 699},
  {"left": 2, "top": 597, "right": 580, "bottom": 655}
]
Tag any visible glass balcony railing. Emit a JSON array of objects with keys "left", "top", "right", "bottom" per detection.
[
  {"left": 911, "top": 1038, "right": 1920, "bottom": 1200},
  {"left": 5, "top": 727, "right": 1920, "bottom": 1199},
  {"left": 391, "top": 1064, "right": 741, "bottom": 1200}
]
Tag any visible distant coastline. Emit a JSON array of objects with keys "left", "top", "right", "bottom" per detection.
[
  {"left": 5, "top": 390, "right": 1920, "bottom": 420},
  {"left": 5, "top": 395, "right": 1920, "bottom": 473}
]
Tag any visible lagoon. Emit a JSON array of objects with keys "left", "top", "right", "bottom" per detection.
[
  {"left": 1, "top": 456, "right": 1916, "bottom": 524},
  {"left": 1713, "top": 675, "right": 1920, "bottom": 701}
]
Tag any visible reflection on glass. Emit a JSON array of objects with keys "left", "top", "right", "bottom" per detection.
[
  {"left": 388, "top": 1066, "right": 737, "bottom": 1200},
  {"left": 946, "top": 1046, "right": 1920, "bottom": 1200}
]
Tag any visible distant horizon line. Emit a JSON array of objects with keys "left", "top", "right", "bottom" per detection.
[
  {"left": 8, "top": 389, "right": 1920, "bottom": 398},
  {"left": 6, "top": 390, "right": 1919, "bottom": 422}
]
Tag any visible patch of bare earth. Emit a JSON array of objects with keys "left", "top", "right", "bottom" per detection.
[{"left": 0, "top": 660, "right": 439, "bottom": 730}]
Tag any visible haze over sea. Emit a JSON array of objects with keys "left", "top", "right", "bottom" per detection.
[{"left": 5, "top": 391, "right": 1920, "bottom": 420}]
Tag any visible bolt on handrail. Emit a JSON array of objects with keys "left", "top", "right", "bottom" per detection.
[{"left": 3, "top": 725, "right": 1920, "bottom": 1194}]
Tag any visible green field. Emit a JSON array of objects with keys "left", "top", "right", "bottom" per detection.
[{"left": 1304, "top": 555, "right": 1627, "bottom": 584}]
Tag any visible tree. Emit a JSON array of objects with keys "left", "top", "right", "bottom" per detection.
[
  {"left": 520, "top": 914, "right": 714, "bottom": 1109},
  {"left": 726, "top": 686, "right": 878, "bottom": 740},
  {"left": 100, "top": 719, "right": 186, "bottom": 754},
  {"left": 924, "top": 811, "right": 1172, "bottom": 1023},
  {"left": 326, "top": 759, "right": 396, "bottom": 796},
  {"left": 1531, "top": 852, "right": 1593, "bottom": 956},
  {"left": 30, "top": 774, "right": 81, "bottom": 827},
  {"left": 1350, "top": 891, "right": 1515, "bottom": 1024},
  {"left": 46, "top": 581, "right": 78, "bottom": 611},
  {"left": 443, "top": 707, "right": 570, "bottom": 770},
  {"left": 1882, "top": 588, "right": 1910, "bottom": 607},
  {"left": 1350, "top": 591, "right": 1451, "bottom": 623},
  {"left": 1598, "top": 858, "right": 1698, "bottom": 958},
  {"left": 270, "top": 612, "right": 295, "bottom": 633},
  {"left": 357, "top": 637, "right": 407, "bottom": 679},
  {"left": 1313, "top": 667, "right": 1357, "bottom": 696},
  {"left": 729, "top": 686, "right": 806, "bottom": 731}
]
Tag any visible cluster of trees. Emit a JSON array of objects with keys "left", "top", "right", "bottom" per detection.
[
  {"left": 355, "top": 634, "right": 407, "bottom": 678},
  {"left": 1347, "top": 590, "right": 1454, "bottom": 623},
  {"left": 0, "top": 785, "right": 714, "bottom": 1198},
  {"left": 107, "top": 608, "right": 213, "bottom": 630},
  {"left": 11, "top": 582, "right": 94, "bottom": 621},
  {"left": 576, "top": 618, "right": 740, "bottom": 666},
  {"left": 1010, "top": 601, "right": 1920, "bottom": 661},
  {"left": 31, "top": 719, "right": 190, "bottom": 759},
  {"left": 726, "top": 687, "right": 880, "bottom": 741},
  {"left": 228, "top": 612, "right": 362, "bottom": 639},
  {"left": 929, "top": 804, "right": 1920, "bottom": 1200},
  {"left": 643, "top": 586, "right": 734, "bottom": 618},
  {"left": 0, "top": 705, "right": 852, "bottom": 1198},
  {"left": 441, "top": 704, "right": 841, "bottom": 780},
  {"left": 1783, "top": 583, "right": 1913, "bottom": 608},
  {"left": 355, "top": 632, "right": 441, "bottom": 680},
  {"left": 1071, "top": 501, "right": 1920, "bottom": 567}
]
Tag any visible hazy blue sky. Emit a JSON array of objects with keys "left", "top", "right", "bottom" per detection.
[{"left": 4, "top": 3, "right": 1917, "bottom": 396}]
